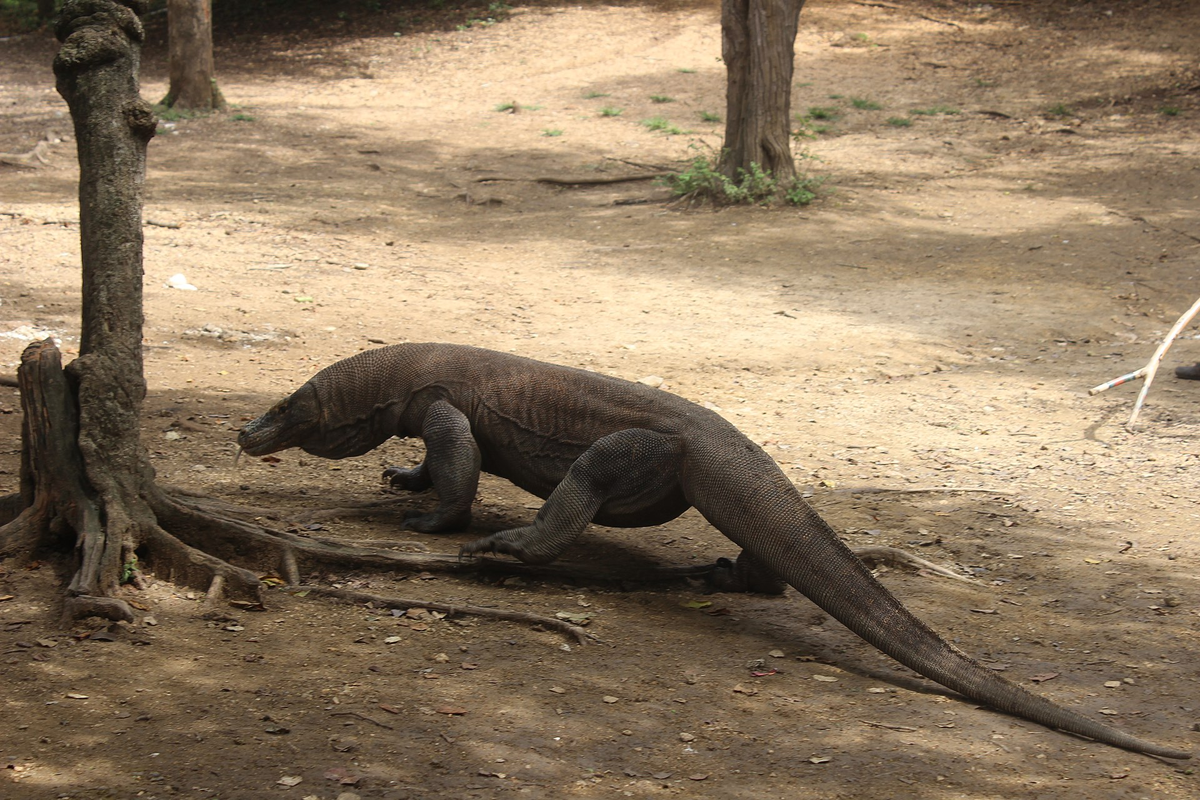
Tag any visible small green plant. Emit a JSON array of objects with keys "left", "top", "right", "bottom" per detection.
[
  {"left": 120, "top": 554, "right": 139, "bottom": 584},
  {"left": 231, "top": 112, "right": 256, "bottom": 122},
  {"left": 828, "top": 93, "right": 844, "bottom": 100},
  {"left": 910, "top": 105, "right": 960, "bottom": 116},
  {"left": 1159, "top": 105, "right": 1181, "bottom": 116},
  {"left": 677, "top": 68, "right": 697, "bottom": 74},
  {"left": 1044, "top": 103, "right": 1072, "bottom": 117},
  {"left": 641, "top": 116, "right": 686, "bottom": 135},
  {"left": 494, "top": 101, "right": 519, "bottom": 112},
  {"left": 665, "top": 154, "right": 824, "bottom": 206},
  {"left": 807, "top": 106, "right": 840, "bottom": 121},
  {"left": 542, "top": 129, "right": 563, "bottom": 137},
  {"left": 850, "top": 97, "right": 882, "bottom": 110},
  {"left": 699, "top": 110, "right": 721, "bottom": 122},
  {"left": 853, "top": 32, "right": 872, "bottom": 44},
  {"left": 650, "top": 95, "right": 675, "bottom": 104},
  {"left": 600, "top": 106, "right": 624, "bottom": 117},
  {"left": 973, "top": 78, "right": 995, "bottom": 87},
  {"left": 886, "top": 116, "right": 912, "bottom": 127},
  {"left": 785, "top": 176, "right": 822, "bottom": 206},
  {"left": 583, "top": 91, "right": 610, "bottom": 99}
]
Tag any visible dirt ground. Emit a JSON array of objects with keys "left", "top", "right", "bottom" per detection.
[{"left": 2, "top": 1, "right": 1200, "bottom": 798}]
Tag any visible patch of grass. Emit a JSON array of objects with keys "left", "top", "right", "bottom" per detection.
[
  {"left": 850, "top": 97, "right": 882, "bottom": 110},
  {"left": 828, "top": 94, "right": 844, "bottom": 100},
  {"left": 153, "top": 104, "right": 208, "bottom": 122},
  {"left": 231, "top": 113, "right": 256, "bottom": 122},
  {"left": 1159, "top": 105, "right": 1181, "bottom": 116},
  {"left": 493, "top": 101, "right": 541, "bottom": 113},
  {"left": 583, "top": 91, "right": 610, "bottom": 99},
  {"left": 1044, "top": 103, "right": 1073, "bottom": 117},
  {"left": 665, "top": 154, "right": 824, "bottom": 207},
  {"left": 599, "top": 106, "right": 624, "bottom": 117},
  {"left": 541, "top": 129, "right": 563, "bottom": 137},
  {"left": 699, "top": 110, "right": 721, "bottom": 123},
  {"left": 677, "top": 68, "right": 697, "bottom": 74},
  {"left": 650, "top": 95, "right": 676, "bottom": 104},
  {"left": 886, "top": 116, "right": 912, "bottom": 127},
  {"left": 910, "top": 105, "right": 960, "bottom": 116},
  {"left": 807, "top": 106, "right": 840, "bottom": 121},
  {"left": 641, "top": 116, "right": 686, "bottom": 135},
  {"left": 973, "top": 78, "right": 995, "bottom": 87}
]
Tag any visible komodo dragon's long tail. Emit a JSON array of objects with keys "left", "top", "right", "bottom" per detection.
[{"left": 689, "top": 449, "right": 1191, "bottom": 759}]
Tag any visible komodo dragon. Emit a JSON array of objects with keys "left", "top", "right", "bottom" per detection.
[{"left": 237, "top": 342, "right": 1191, "bottom": 759}]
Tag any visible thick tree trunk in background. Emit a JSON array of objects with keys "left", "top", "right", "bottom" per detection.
[
  {"left": 163, "top": 0, "right": 225, "bottom": 111},
  {"left": 719, "top": 0, "right": 806, "bottom": 187}
]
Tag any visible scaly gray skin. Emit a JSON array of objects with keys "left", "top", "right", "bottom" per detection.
[{"left": 238, "top": 343, "right": 1191, "bottom": 759}]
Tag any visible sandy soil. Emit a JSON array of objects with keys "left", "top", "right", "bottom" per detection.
[{"left": 2, "top": 1, "right": 1200, "bottom": 798}]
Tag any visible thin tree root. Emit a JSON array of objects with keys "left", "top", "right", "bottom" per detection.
[
  {"left": 290, "top": 584, "right": 599, "bottom": 644},
  {"left": 828, "top": 486, "right": 1014, "bottom": 497},
  {"left": 851, "top": 545, "right": 979, "bottom": 584},
  {"left": 476, "top": 173, "right": 670, "bottom": 186},
  {"left": 0, "top": 139, "right": 52, "bottom": 168}
]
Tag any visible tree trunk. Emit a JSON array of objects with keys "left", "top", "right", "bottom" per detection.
[
  {"left": 163, "top": 0, "right": 225, "bottom": 111},
  {"left": 38, "top": 0, "right": 57, "bottom": 22},
  {"left": 0, "top": 0, "right": 260, "bottom": 622},
  {"left": 719, "top": 0, "right": 806, "bottom": 188}
]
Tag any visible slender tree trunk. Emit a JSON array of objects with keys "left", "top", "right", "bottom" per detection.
[
  {"left": 719, "top": 0, "right": 806, "bottom": 187},
  {"left": 163, "top": 0, "right": 225, "bottom": 111}
]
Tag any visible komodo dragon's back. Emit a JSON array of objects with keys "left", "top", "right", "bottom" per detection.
[{"left": 238, "top": 343, "right": 1192, "bottom": 759}]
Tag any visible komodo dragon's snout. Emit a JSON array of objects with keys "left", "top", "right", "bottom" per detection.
[{"left": 237, "top": 383, "right": 322, "bottom": 457}]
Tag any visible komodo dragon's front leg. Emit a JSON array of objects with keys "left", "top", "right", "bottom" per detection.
[
  {"left": 461, "top": 429, "right": 685, "bottom": 564},
  {"left": 384, "top": 400, "right": 481, "bottom": 533}
]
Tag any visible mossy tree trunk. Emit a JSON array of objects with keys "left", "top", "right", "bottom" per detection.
[{"left": 719, "top": 0, "right": 806, "bottom": 188}]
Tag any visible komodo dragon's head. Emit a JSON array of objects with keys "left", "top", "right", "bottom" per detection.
[{"left": 237, "top": 383, "right": 323, "bottom": 458}]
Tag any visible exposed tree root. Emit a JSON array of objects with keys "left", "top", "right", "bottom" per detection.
[
  {"left": 476, "top": 173, "right": 670, "bottom": 186},
  {"left": 0, "top": 138, "right": 52, "bottom": 168},
  {"left": 851, "top": 545, "right": 978, "bottom": 584},
  {"left": 291, "top": 584, "right": 599, "bottom": 644}
]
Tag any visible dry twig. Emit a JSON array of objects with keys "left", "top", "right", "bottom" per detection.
[
  {"left": 290, "top": 584, "right": 601, "bottom": 644},
  {"left": 1093, "top": 296, "right": 1200, "bottom": 429}
]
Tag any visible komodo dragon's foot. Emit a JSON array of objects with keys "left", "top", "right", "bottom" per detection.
[
  {"left": 1176, "top": 362, "right": 1200, "bottom": 380},
  {"left": 383, "top": 465, "right": 430, "bottom": 491},
  {"left": 459, "top": 527, "right": 559, "bottom": 565},
  {"left": 707, "top": 554, "right": 788, "bottom": 595}
]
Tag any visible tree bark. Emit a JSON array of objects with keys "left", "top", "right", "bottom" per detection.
[
  {"left": 163, "top": 0, "right": 225, "bottom": 111},
  {"left": 719, "top": 0, "right": 806, "bottom": 187}
]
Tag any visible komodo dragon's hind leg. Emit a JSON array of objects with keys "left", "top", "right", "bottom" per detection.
[{"left": 460, "top": 429, "right": 683, "bottom": 564}]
